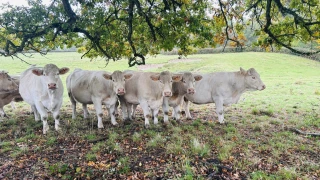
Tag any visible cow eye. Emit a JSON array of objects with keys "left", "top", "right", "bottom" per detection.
[
  {"left": 170, "top": 80, "right": 173, "bottom": 83},
  {"left": 159, "top": 80, "right": 162, "bottom": 83},
  {"left": 112, "top": 79, "right": 115, "bottom": 82},
  {"left": 252, "top": 76, "right": 256, "bottom": 79},
  {"left": 183, "top": 80, "right": 186, "bottom": 83},
  {"left": 8, "top": 78, "right": 12, "bottom": 81}
]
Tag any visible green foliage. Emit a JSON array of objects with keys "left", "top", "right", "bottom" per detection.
[
  {"left": 1, "top": 0, "right": 318, "bottom": 65},
  {"left": 132, "top": 132, "right": 142, "bottom": 143},
  {"left": 146, "top": 134, "right": 164, "bottom": 148},
  {"left": 118, "top": 157, "right": 130, "bottom": 174},
  {"left": 85, "top": 153, "right": 96, "bottom": 161},
  {"left": 46, "top": 137, "right": 57, "bottom": 146},
  {"left": 190, "top": 138, "right": 210, "bottom": 157}
]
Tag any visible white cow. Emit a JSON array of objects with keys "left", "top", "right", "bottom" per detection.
[
  {"left": 0, "top": 71, "right": 21, "bottom": 118},
  {"left": 119, "top": 71, "right": 182, "bottom": 128},
  {"left": 163, "top": 72, "right": 202, "bottom": 122},
  {"left": 19, "top": 64, "right": 69, "bottom": 134},
  {"left": 66, "top": 69, "right": 132, "bottom": 128},
  {"left": 184, "top": 67, "right": 266, "bottom": 123}
]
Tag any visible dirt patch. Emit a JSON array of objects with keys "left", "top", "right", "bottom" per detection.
[{"left": 137, "top": 58, "right": 202, "bottom": 71}]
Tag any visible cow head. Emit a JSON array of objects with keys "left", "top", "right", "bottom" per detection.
[
  {"left": 180, "top": 72, "right": 202, "bottom": 95},
  {"left": 240, "top": 67, "right": 266, "bottom": 91},
  {"left": 0, "top": 71, "right": 18, "bottom": 92},
  {"left": 103, "top": 70, "right": 133, "bottom": 96},
  {"left": 32, "top": 64, "right": 69, "bottom": 90},
  {"left": 150, "top": 71, "right": 182, "bottom": 97}
]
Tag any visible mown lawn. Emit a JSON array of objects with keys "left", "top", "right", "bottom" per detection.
[{"left": 0, "top": 52, "right": 319, "bottom": 179}]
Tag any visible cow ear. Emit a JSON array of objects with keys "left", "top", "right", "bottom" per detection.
[
  {"left": 124, "top": 73, "right": 132, "bottom": 80},
  {"left": 248, "top": 68, "right": 256, "bottom": 76},
  {"left": 172, "top": 74, "right": 182, "bottom": 82},
  {"left": 59, "top": 67, "right": 70, "bottom": 75},
  {"left": 32, "top": 69, "right": 43, "bottom": 76},
  {"left": 194, "top": 75, "right": 202, "bottom": 81},
  {"left": 103, "top": 73, "right": 112, "bottom": 80},
  {"left": 240, "top": 67, "right": 247, "bottom": 75},
  {"left": 150, "top": 74, "right": 160, "bottom": 81}
]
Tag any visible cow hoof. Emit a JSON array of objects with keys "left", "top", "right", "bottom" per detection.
[
  {"left": 144, "top": 124, "right": 150, "bottom": 129},
  {"left": 123, "top": 120, "right": 131, "bottom": 125},
  {"left": 186, "top": 117, "right": 192, "bottom": 120}
]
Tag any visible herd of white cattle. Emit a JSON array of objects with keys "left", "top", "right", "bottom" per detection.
[{"left": 0, "top": 64, "right": 266, "bottom": 134}]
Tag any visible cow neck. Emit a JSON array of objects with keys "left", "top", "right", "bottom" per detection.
[{"left": 233, "top": 72, "right": 247, "bottom": 93}]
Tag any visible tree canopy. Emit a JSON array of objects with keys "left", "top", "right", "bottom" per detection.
[{"left": 0, "top": 0, "right": 319, "bottom": 66}]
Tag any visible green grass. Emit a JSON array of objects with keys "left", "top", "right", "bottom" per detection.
[{"left": 0, "top": 52, "right": 320, "bottom": 179}]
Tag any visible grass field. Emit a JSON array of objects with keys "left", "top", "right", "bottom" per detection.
[{"left": 0, "top": 52, "right": 319, "bottom": 179}]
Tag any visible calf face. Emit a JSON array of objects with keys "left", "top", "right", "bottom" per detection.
[
  {"left": 32, "top": 64, "right": 69, "bottom": 90},
  {"left": 150, "top": 71, "right": 182, "bottom": 97},
  {"left": 0, "top": 71, "right": 18, "bottom": 92},
  {"left": 240, "top": 67, "right": 266, "bottom": 91},
  {"left": 103, "top": 70, "right": 133, "bottom": 96},
  {"left": 181, "top": 72, "right": 202, "bottom": 95}
]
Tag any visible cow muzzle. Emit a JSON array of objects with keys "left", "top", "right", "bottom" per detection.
[
  {"left": 117, "top": 88, "right": 125, "bottom": 95},
  {"left": 48, "top": 83, "right": 57, "bottom": 90},
  {"left": 187, "top": 88, "right": 195, "bottom": 95},
  {"left": 260, "top": 85, "right": 266, "bottom": 90},
  {"left": 163, "top": 91, "right": 172, "bottom": 97}
]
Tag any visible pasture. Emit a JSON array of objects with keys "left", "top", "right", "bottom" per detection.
[{"left": 0, "top": 52, "right": 319, "bottom": 179}]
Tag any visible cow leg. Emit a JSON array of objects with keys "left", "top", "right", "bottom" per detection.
[
  {"left": 34, "top": 102, "right": 49, "bottom": 134},
  {"left": 127, "top": 103, "right": 133, "bottom": 120},
  {"left": 140, "top": 101, "right": 151, "bottom": 128},
  {"left": 0, "top": 107, "right": 6, "bottom": 119},
  {"left": 152, "top": 108, "right": 160, "bottom": 125},
  {"left": 82, "top": 104, "right": 89, "bottom": 119},
  {"left": 171, "top": 107, "right": 176, "bottom": 120},
  {"left": 93, "top": 99, "right": 104, "bottom": 129},
  {"left": 69, "top": 92, "right": 77, "bottom": 119},
  {"left": 114, "top": 101, "right": 119, "bottom": 117},
  {"left": 162, "top": 97, "right": 169, "bottom": 124},
  {"left": 119, "top": 97, "right": 129, "bottom": 121},
  {"left": 215, "top": 98, "right": 224, "bottom": 124},
  {"left": 184, "top": 100, "right": 192, "bottom": 120},
  {"left": 173, "top": 105, "right": 181, "bottom": 122},
  {"left": 52, "top": 110, "right": 61, "bottom": 131},
  {"left": 132, "top": 104, "right": 138, "bottom": 119},
  {"left": 108, "top": 104, "right": 118, "bottom": 125},
  {"left": 31, "top": 105, "right": 40, "bottom": 121}
]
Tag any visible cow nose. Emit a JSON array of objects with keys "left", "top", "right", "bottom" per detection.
[
  {"left": 48, "top": 83, "right": 57, "bottom": 89},
  {"left": 163, "top": 91, "right": 172, "bottom": 97},
  {"left": 187, "top": 88, "right": 195, "bottom": 94},
  {"left": 261, "top": 85, "right": 266, "bottom": 90},
  {"left": 117, "top": 88, "right": 125, "bottom": 95}
]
